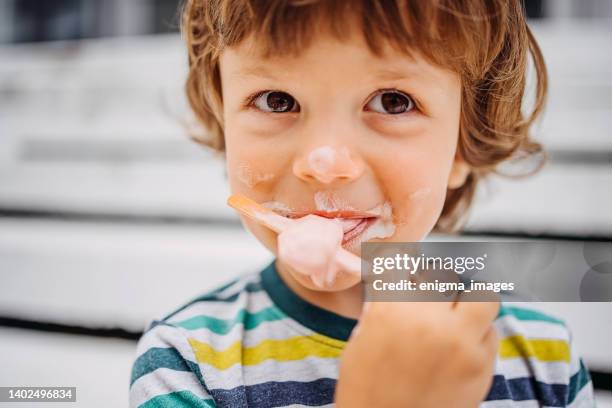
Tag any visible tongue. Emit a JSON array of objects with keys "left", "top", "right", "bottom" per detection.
[{"left": 336, "top": 218, "right": 363, "bottom": 233}]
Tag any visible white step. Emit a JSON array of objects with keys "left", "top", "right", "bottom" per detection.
[
  {"left": 0, "top": 327, "right": 135, "bottom": 408},
  {"left": 0, "top": 217, "right": 272, "bottom": 331}
]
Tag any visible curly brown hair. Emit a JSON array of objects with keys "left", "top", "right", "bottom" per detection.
[{"left": 181, "top": 0, "right": 547, "bottom": 231}]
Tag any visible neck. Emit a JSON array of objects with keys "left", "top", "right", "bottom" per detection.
[{"left": 275, "top": 260, "right": 364, "bottom": 320}]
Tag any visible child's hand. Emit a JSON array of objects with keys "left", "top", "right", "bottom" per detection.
[{"left": 335, "top": 299, "right": 499, "bottom": 408}]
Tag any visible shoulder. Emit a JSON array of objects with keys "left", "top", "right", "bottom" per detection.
[
  {"left": 129, "top": 272, "right": 268, "bottom": 408},
  {"left": 495, "top": 302, "right": 570, "bottom": 346},
  {"left": 487, "top": 303, "right": 595, "bottom": 407},
  {"left": 161, "top": 271, "right": 268, "bottom": 328}
]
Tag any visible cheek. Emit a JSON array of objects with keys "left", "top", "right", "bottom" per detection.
[
  {"left": 242, "top": 217, "right": 279, "bottom": 255},
  {"left": 234, "top": 162, "right": 275, "bottom": 189},
  {"left": 370, "top": 140, "right": 456, "bottom": 241},
  {"left": 392, "top": 179, "right": 448, "bottom": 241},
  {"left": 225, "top": 128, "right": 287, "bottom": 196}
]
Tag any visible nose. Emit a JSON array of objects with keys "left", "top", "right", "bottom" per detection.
[{"left": 293, "top": 145, "right": 365, "bottom": 185}]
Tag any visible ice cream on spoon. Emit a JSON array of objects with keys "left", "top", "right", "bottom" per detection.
[{"left": 227, "top": 194, "right": 362, "bottom": 288}]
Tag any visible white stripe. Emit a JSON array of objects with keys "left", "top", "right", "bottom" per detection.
[
  {"left": 166, "top": 290, "right": 274, "bottom": 324},
  {"left": 568, "top": 339, "right": 582, "bottom": 376},
  {"left": 272, "top": 312, "right": 345, "bottom": 341},
  {"left": 568, "top": 381, "right": 595, "bottom": 408},
  {"left": 136, "top": 305, "right": 319, "bottom": 360},
  {"left": 215, "top": 272, "right": 262, "bottom": 298},
  {"left": 495, "top": 317, "right": 570, "bottom": 341},
  {"left": 200, "top": 355, "right": 340, "bottom": 390},
  {"left": 479, "top": 399, "right": 540, "bottom": 408},
  {"left": 290, "top": 404, "right": 334, "bottom": 408},
  {"left": 129, "top": 368, "right": 211, "bottom": 408},
  {"left": 182, "top": 316, "right": 315, "bottom": 350},
  {"left": 495, "top": 357, "right": 569, "bottom": 384},
  {"left": 135, "top": 324, "right": 192, "bottom": 360},
  {"left": 243, "top": 355, "right": 340, "bottom": 386}
]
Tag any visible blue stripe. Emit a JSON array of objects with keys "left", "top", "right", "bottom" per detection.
[
  {"left": 209, "top": 378, "right": 336, "bottom": 407},
  {"left": 131, "top": 347, "right": 202, "bottom": 386},
  {"left": 485, "top": 375, "right": 567, "bottom": 406}
]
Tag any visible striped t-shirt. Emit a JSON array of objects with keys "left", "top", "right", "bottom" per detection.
[{"left": 130, "top": 261, "right": 595, "bottom": 407}]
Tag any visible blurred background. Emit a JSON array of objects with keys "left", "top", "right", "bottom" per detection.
[{"left": 0, "top": 0, "right": 610, "bottom": 406}]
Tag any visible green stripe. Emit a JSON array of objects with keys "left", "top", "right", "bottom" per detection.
[
  {"left": 138, "top": 391, "right": 216, "bottom": 408},
  {"left": 175, "top": 306, "right": 285, "bottom": 334},
  {"left": 131, "top": 347, "right": 202, "bottom": 386},
  {"left": 497, "top": 305, "right": 565, "bottom": 326},
  {"left": 567, "top": 359, "right": 591, "bottom": 404}
]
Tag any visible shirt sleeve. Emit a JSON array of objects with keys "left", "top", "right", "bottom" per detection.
[{"left": 129, "top": 322, "right": 216, "bottom": 408}]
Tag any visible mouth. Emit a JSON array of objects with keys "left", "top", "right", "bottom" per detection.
[
  {"left": 284, "top": 209, "right": 377, "bottom": 219},
  {"left": 262, "top": 200, "right": 395, "bottom": 249},
  {"left": 338, "top": 217, "right": 377, "bottom": 245},
  {"left": 272, "top": 209, "right": 379, "bottom": 246}
]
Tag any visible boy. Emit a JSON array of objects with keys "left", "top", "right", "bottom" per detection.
[{"left": 130, "top": 0, "right": 595, "bottom": 406}]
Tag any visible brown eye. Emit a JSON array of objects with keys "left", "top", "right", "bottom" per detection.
[
  {"left": 366, "top": 90, "right": 414, "bottom": 114},
  {"left": 253, "top": 91, "right": 299, "bottom": 113}
]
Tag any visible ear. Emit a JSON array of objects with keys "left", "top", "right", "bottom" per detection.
[{"left": 447, "top": 154, "right": 471, "bottom": 189}]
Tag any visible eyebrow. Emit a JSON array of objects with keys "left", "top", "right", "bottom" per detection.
[
  {"left": 371, "top": 68, "right": 417, "bottom": 81},
  {"left": 233, "top": 65, "right": 419, "bottom": 82},
  {"left": 232, "top": 65, "right": 280, "bottom": 80}
]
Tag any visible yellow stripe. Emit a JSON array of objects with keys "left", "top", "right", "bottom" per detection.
[
  {"left": 189, "top": 334, "right": 345, "bottom": 370},
  {"left": 499, "top": 335, "right": 570, "bottom": 363}
]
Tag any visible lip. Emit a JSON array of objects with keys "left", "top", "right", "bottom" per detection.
[
  {"left": 262, "top": 200, "right": 384, "bottom": 219},
  {"left": 262, "top": 200, "right": 389, "bottom": 246},
  {"left": 341, "top": 217, "right": 376, "bottom": 244},
  {"left": 284, "top": 210, "right": 377, "bottom": 219},
  {"left": 273, "top": 210, "right": 378, "bottom": 244}
]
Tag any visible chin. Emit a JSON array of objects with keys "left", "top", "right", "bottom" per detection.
[{"left": 292, "top": 269, "right": 362, "bottom": 292}]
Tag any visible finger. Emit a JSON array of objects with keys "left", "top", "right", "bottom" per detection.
[
  {"left": 410, "top": 266, "right": 462, "bottom": 306},
  {"left": 480, "top": 325, "right": 500, "bottom": 372},
  {"left": 482, "top": 324, "right": 499, "bottom": 350},
  {"left": 453, "top": 286, "right": 501, "bottom": 307},
  {"left": 365, "top": 300, "right": 452, "bottom": 324},
  {"left": 349, "top": 301, "right": 373, "bottom": 340},
  {"left": 479, "top": 325, "right": 500, "bottom": 384},
  {"left": 453, "top": 291, "right": 501, "bottom": 338}
]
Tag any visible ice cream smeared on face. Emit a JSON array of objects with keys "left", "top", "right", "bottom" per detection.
[
  {"left": 262, "top": 201, "right": 294, "bottom": 214},
  {"left": 357, "top": 202, "right": 396, "bottom": 243},
  {"left": 237, "top": 163, "right": 274, "bottom": 188},
  {"left": 307, "top": 146, "right": 359, "bottom": 183},
  {"left": 314, "top": 191, "right": 355, "bottom": 213},
  {"left": 264, "top": 194, "right": 396, "bottom": 248},
  {"left": 308, "top": 146, "right": 336, "bottom": 176},
  {"left": 409, "top": 187, "right": 432, "bottom": 201},
  {"left": 265, "top": 194, "right": 396, "bottom": 289}
]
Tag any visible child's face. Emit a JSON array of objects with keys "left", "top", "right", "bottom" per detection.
[{"left": 219, "top": 28, "right": 468, "bottom": 257}]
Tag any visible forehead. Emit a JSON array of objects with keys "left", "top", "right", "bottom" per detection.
[
  {"left": 219, "top": 30, "right": 456, "bottom": 88},
  {"left": 210, "top": 0, "right": 480, "bottom": 87}
]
